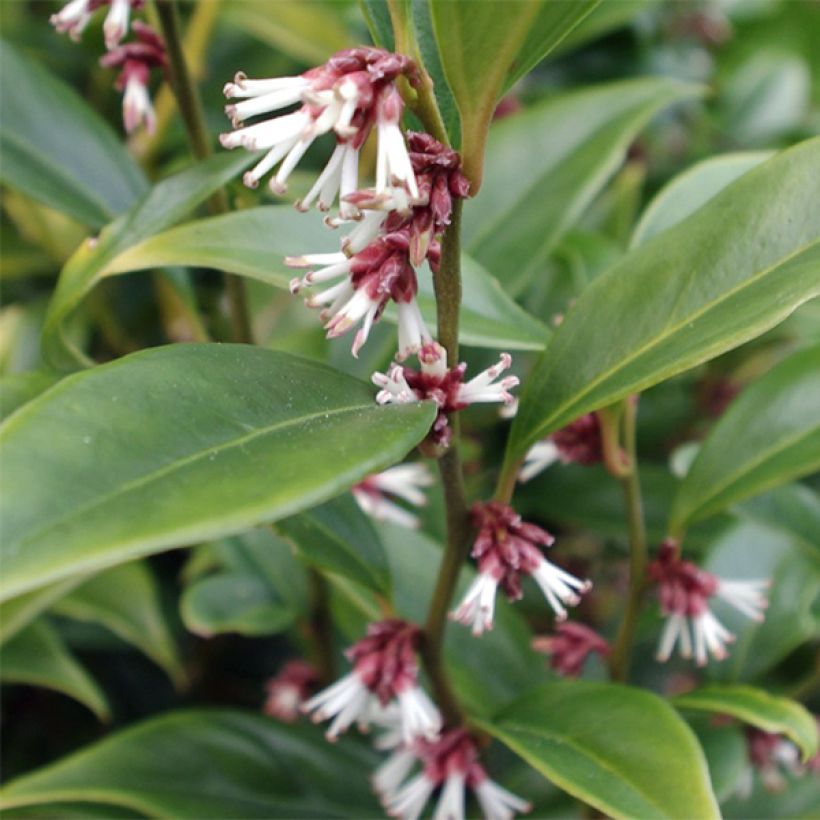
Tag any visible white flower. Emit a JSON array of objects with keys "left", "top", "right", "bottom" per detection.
[
  {"left": 518, "top": 439, "right": 560, "bottom": 483},
  {"left": 457, "top": 354, "right": 519, "bottom": 406},
  {"left": 122, "top": 73, "right": 155, "bottom": 134},
  {"left": 474, "top": 778, "right": 533, "bottom": 820},
  {"left": 384, "top": 772, "right": 436, "bottom": 820},
  {"left": 375, "top": 87, "right": 419, "bottom": 199},
  {"left": 432, "top": 771, "right": 466, "bottom": 820},
  {"left": 716, "top": 579, "right": 769, "bottom": 622},
  {"left": 451, "top": 572, "right": 500, "bottom": 636},
  {"left": 373, "top": 746, "right": 418, "bottom": 801},
  {"left": 50, "top": 0, "right": 94, "bottom": 40},
  {"left": 301, "top": 671, "right": 375, "bottom": 741},
  {"left": 530, "top": 557, "right": 592, "bottom": 622},
  {"left": 102, "top": 0, "right": 131, "bottom": 49},
  {"left": 353, "top": 463, "right": 433, "bottom": 529}
]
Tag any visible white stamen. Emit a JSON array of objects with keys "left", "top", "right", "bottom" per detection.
[
  {"left": 451, "top": 572, "right": 499, "bottom": 636},
  {"left": 518, "top": 440, "right": 560, "bottom": 483}
]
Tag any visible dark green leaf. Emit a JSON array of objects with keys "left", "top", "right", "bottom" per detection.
[
  {"left": 688, "top": 717, "right": 748, "bottom": 804},
  {"left": 464, "top": 78, "right": 703, "bottom": 293},
  {"left": 53, "top": 562, "right": 185, "bottom": 688},
  {"left": 479, "top": 681, "right": 720, "bottom": 819},
  {"left": 0, "top": 710, "right": 380, "bottom": 818},
  {"left": 42, "top": 153, "right": 254, "bottom": 370},
  {"left": 0, "top": 344, "right": 436, "bottom": 602},
  {"left": 507, "top": 138, "right": 820, "bottom": 465},
  {"left": 0, "top": 41, "right": 146, "bottom": 228},
  {"left": 278, "top": 495, "right": 389, "bottom": 593},
  {"left": 0, "top": 619, "right": 109, "bottom": 720},
  {"left": 670, "top": 344, "right": 820, "bottom": 531},
  {"left": 674, "top": 685, "right": 818, "bottom": 762}
]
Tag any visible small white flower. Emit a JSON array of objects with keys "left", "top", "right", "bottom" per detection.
[
  {"left": 50, "top": 0, "right": 93, "bottom": 40},
  {"left": 301, "top": 671, "right": 375, "bottom": 741},
  {"left": 396, "top": 686, "right": 442, "bottom": 744},
  {"left": 518, "top": 439, "right": 560, "bottom": 483},
  {"left": 451, "top": 572, "right": 500, "bottom": 636},
  {"left": 474, "top": 777, "right": 533, "bottom": 820},
  {"left": 457, "top": 354, "right": 519, "bottom": 406},
  {"left": 375, "top": 87, "right": 419, "bottom": 200},
  {"left": 373, "top": 746, "right": 418, "bottom": 801},
  {"left": 103, "top": 0, "right": 131, "bottom": 49},
  {"left": 385, "top": 772, "right": 436, "bottom": 820},
  {"left": 716, "top": 579, "right": 770, "bottom": 622},
  {"left": 530, "top": 557, "right": 592, "bottom": 622},
  {"left": 353, "top": 464, "right": 433, "bottom": 529},
  {"left": 122, "top": 74, "right": 155, "bottom": 134},
  {"left": 432, "top": 772, "right": 466, "bottom": 820}
]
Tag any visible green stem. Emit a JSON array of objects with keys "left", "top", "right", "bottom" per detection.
[
  {"left": 154, "top": 0, "right": 253, "bottom": 345},
  {"left": 608, "top": 398, "right": 648, "bottom": 682},
  {"left": 420, "top": 198, "right": 471, "bottom": 726}
]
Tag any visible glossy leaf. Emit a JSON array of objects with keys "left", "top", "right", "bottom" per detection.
[
  {"left": 670, "top": 344, "right": 820, "bottom": 531},
  {"left": 631, "top": 151, "right": 773, "bottom": 247},
  {"left": 507, "top": 138, "right": 820, "bottom": 465},
  {"left": 0, "top": 370, "right": 62, "bottom": 420},
  {"left": 0, "top": 577, "right": 84, "bottom": 645},
  {"left": 100, "top": 206, "right": 549, "bottom": 351},
  {"left": 0, "top": 41, "right": 146, "bottom": 228},
  {"left": 278, "top": 495, "right": 389, "bottom": 593},
  {"left": 42, "top": 153, "right": 253, "bottom": 370},
  {"left": 674, "top": 685, "right": 818, "bottom": 762},
  {"left": 688, "top": 717, "right": 748, "bottom": 804},
  {"left": 480, "top": 681, "right": 719, "bottom": 819},
  {"left": 53, "top": 562, "right": 185, "bottom": 688},
  {"left": 429, "top": 0, "right": 599, "bottom": 188},
  {"left": 464, "top": 78, "right": 703, "bottom": 293},
  {"left": 0, "top": 344, "right": 436, "bottom": 602},
  {"left": 0, "top": 710, "right": 380, "bottom": 818},
  {"left": 1, "top": 619, "right": 109, "bottom": 720},
  {"left": 181, "top": 529, "right": 307, "bottom": 637}
]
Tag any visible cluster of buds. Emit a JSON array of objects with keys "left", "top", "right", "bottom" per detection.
[
  {"left": 519, "top": 413, "right": 603, "bottom": 483},
  {"left": 263, "top": 660, "right": 319, "bottom": 723},
  {"left": 532, "top": 622, "right": 610, "bottom": 678},
  {"left": 648, "top": 539, "right": 769, "bottom": 666},
  {"left": 352, "top": 463, "right": 433, "bottom": 529},
  {"left": 373, "top": 342, "right": 518, "bottom": 448},
  {"left": 375, "top": 728, "right": 531, "bottom": 820},
  {"left": 50, "top": 0, "right": 164, "bottom": 134},
  {"left": 302, "top": 619, "right": 440, "bottom": 744},
  {"left": 451, "top": 501, "right": 591, "bottom": 635}
]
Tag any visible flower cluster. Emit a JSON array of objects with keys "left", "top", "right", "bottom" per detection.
[
  {"left": 532, "top": 622, "right": 610, "bottom": 678},
  {"left": 519, "top": 412, "right": 603, "bottom": 483},
  {"left": 373, "top": 342, "right": 519, "bottom": 447},
  {"left": 352, "top": 463, "right": 433, "bottom": 529},
  {"left": 375, "top": 728, "right": 531, "bottom": 820},
  {"left": 50, "top": 0, "right": 164, "bottom": 134},
  {"left": 263, "top": 660, "right": 319, "bottom": 723},
  {"left": 451, "top": 501, "right": 591, "bottom": 635},
  {"left": 302, "top": 619, "right": 440, "bottom": 744},
  {"left": 648, "top": 539, "right": 769, "bottom": 666}
]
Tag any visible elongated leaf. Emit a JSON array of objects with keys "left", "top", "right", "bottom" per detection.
[
  {"left": 0, "top": 577, "right": 84, "bottom": 645},
  {"left": 674, "top": 685, "right": 818, "bottom": 762},
  {"left": 464, "top": 78, "right": 703, "bottom": 293},
  {"left": 688, "top": 717, "right": 748, "bottom": 804},
  {"left": 42, "top": 153, "right": 253, "bottom": 370},
  {"left": 99, "top": 206, "right": 549, "bottom": 351},
  {"left": 0, "top": 41, "right": 146, "bottom": 227},
  {"left": 429, "top": 0, "right": 599, "bottom": 187},
  {"left": 0, "top": 710, "right": 380, "bottom": 818},
  {"left": 631, "top": 152, "right": 773, "bottom": 247},
  {"left": 0, "top": 370, "right": 62, "bottom": 420},
  {"left": 53, "top": 562, "right": 185, "bottom": 688},
  {"left": 1, "top": 619, "right": 109, "bottom": 720},
  {"left": 480, "top": 681, "right": 719, "bottom": 819},
  {"left": 278, "top": 495, "right": 389, "bottom": 593},
  {"left": 181, "top": 529, "right": 307, "bottom": 637},
  {"left": 360, "top": 0, "right": 395, "bottom": 50},
  {"left": 507, "top": 138, "right": 820, "bottom": 465},
  {"left": 0, "top": 344, "right": 436, "bottom": 602},
  {"left": 670, "top": 344, "right": 820, "bottom": 531}
]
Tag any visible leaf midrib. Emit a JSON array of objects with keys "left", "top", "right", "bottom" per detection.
[
  {"left": 8, "top": 402, "right": 375, "bottom": 553},
  {"left": 520, "top": 236, "right": 820, "bottom": 447},
  {"left": 496, "top": 721, "right": 679, "bottom": 818},
  {"left": 679, "top": 422, "right": 820, "bottom": 524}
]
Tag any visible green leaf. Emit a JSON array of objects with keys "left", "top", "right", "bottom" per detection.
[
  {"left": 181, "top": 529, "right": 307, "bottom": 637},
  {"left": 53, "top": 562, "right": 185, "bottom": 688},
  {"left": 506, "top": 138, "right": 820, "bottom": 465},
  {"left": 670, "top": 344, "right": 820, "bottom": 531},
  {"left": 464, "top": 78, "right": 704, "bottom": 293},
  {"left": 0, "top": 710, "right": 380, "bottom": 818},
  {"left": 99, "top": 206, "right": 550, "bottom": 351},
  {"left": 0, "top": 619, "right": 109, "bottom": 721},
  {"left": 0, "top": 41, "right": 146, "bottom": 228},
  {"left": 0, "top": 578, "right": 84, "bottom": 645},
  {"left": 360, "top": 0, "right": 395, "bottom": 50},
  {"left": 480, "top": 681, "right": 719, "bottom": 819},
  {"left": 428, "top": 0, "right": 599, "bottom": 187},
  {"left": 631, "top": 151, "right": 773, "bottom": 247},
  {"left": 674, "top": 685, "right": 818, "bottom": 762},
  {"left": 688, "top": 717, "right": 749, "bottom": 805},
  {"left": 0, "top": 344, "right": 436, "bottom": 602},
  {"left": 278, "top": 495, "right": 389, "bottom": 593},
  {"left": 0, "top": 370, "right": 62, "bottom": 420},
  {"left": 42, "top": 153, "right": 253, "bottom": 370}
]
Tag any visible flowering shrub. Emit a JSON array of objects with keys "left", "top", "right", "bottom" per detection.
[{"left": 1, "top": 1, "right": 819, "bottom": 818}]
